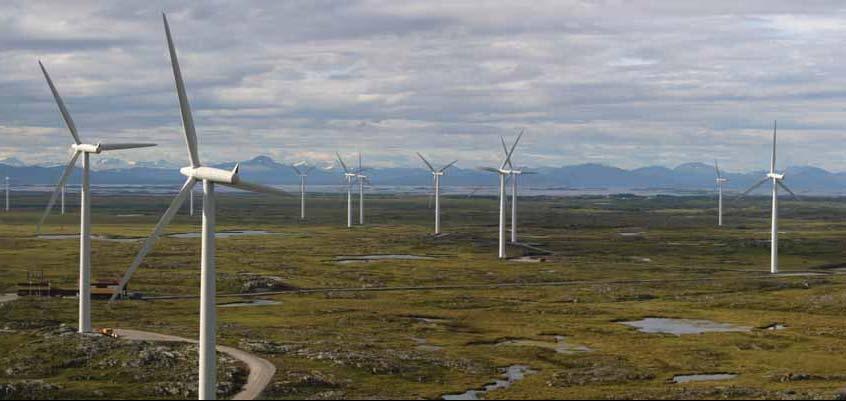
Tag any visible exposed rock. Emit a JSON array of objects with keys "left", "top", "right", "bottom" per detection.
[
  {"left": 0, "top": 380, "right": 60, "bottom": 400},
  {"left": 239, "top": 274, "right": 298, "bottom": 293}
]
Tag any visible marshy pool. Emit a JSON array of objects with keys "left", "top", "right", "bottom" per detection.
[
  {"left": 442, "top": 365, "right": 534, "bottom": 400},
  {"left": 672, "top": 373, "right": 737, "bottom": 383},
  {"left": 335, "top": 254, "right": 436, "bottom": 264},
  {"left": 621, "top": 318, "right": 751, "bottom": 335},
  {"left": 217, "top": 299, "right": 281, "bottom": 308}
]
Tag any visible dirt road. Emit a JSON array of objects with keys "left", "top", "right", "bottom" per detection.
[{"left": 115, "top": 329, "right": 276, "bottom": 400}]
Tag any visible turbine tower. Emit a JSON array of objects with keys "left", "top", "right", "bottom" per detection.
[
  {"left": 290, "top": 161, "right": 315, "bottom": 220},
  {"left": 37, "top": 61, "right": 156, "bottom": 333},
  {"left": 714, "top": 160, "right": 727, "bottom": 226},
  {"left": 61, "top": 184, "right": 65, "bottom": 215},
  {"left": 738, "top": 121, "right": 798, "bottom": 274},
  {"left": 480, "top": 131, "right": 523, "bottom": 259},
  {"left": 416, "top": 152, "right": 457, "bottom": 235},
  {"left": 111, "top": 15, "right": 287, "bottom": 400},
  {"left": 4, "top": 176, "right": 8, "bottom": 212},
  {"left": 336, "top": 153, "right": 357, "bottom": 228}
]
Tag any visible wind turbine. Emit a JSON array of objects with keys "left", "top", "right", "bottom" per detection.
[
  {"left": 500, "top": 133, "right": 532, "bottom": 243},
  {"left": 36, "top": 61, "right": 156, "bottom": 333},
  {"left": 480, "top": 131, "right": 523, "bottom": 258},
  {"left": 714, "top": 160, "right": 727, "bottom": 226},
  {"left": 738, "top": 121, "right": 798, "bottom": 274},
  {"left": 416, "top": 152, "right": 457, "bottom": 235},
  {"left": 336, "top": 153, "right": 357, "bottom": 228},
  {"left": 291, "top": 161, "right": 315, "bottom": 220},
  {"left": 111, "top": 14, "right": 287, "bottom": 400}
]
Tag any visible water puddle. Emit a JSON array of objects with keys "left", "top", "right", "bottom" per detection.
[
  {"left": 37, "top": 234, "right": 142, "bottom": 243},
  {"left": 335, "top": 254, "right": 436, "bottom": 264},
  {"left": 618, "top": 232, "right": 645, "bottom": 237},
  {"left": 621, "top": 318, "right": 751, "bottom": 335},
  {"left": 115, "top": 214, "right": 144, "bottom": 217},
  {"left": 442, "top": 365, "right": 535, "bottom": 400},
  {"left": 218, "top": 299, "right": 281, "bottom": 308},
  {"left": 496, "top": 336, "right": 590, "bottom": 354},
  {"left": 510, "top": 256, "right": 544, "bottom": 263},
  {"left": 672, "top": 373, "right": 737, "bottom": 383},
  {"left": 760, "top": 323, "right": 788, "bottom": 331},
  {"left": 168, "top": 230, "right": 280, "bottom": 238}
]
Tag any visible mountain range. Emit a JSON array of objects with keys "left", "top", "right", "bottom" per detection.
[{"left": 2, "top": 155, "right": 846, "bottom": 195}]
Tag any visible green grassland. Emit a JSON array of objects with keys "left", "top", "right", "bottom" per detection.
[{"left": 2, "top": 189, "right": 846, "bottom": 399}]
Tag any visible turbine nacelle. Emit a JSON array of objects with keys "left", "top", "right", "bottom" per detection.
[
  {"left": 71, "top": 143, "right": 102, "bottom": 153},
  {"left": 716, "top": 178, "right": 727, "bottom": 183},
  {"left": 767, "top": 172, "right": 784, "bottom": 180},
  {"left": 179, "top": 165, "right": 239, "bottom": 184}
]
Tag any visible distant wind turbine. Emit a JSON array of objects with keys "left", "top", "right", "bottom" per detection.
[
  {"left": 111, "top": 14, "right": 287, "bottom": 400},
  {"left": 500, "top": 132, "right": 532, "bottom": 243},
  {"left": 417, "top": 152, "right": 457, "bottom": 235},
  {"left": 37, "top": 61, "right": 156, "bottom": 333},
  {"left": 480, "top": 131, "right": 523, "bottom": 258},
  {"left": 714, "top": 160, "right": 727, "bottom": 226},
  {"left": 738, "top": 121, "right": 799, "bottom": 274},
  {"left": 336, "top": 153, "right": 358, "bottom": 228},
  {"left": 291, "top": 161, "right": 315, "bottom": 220},
  {"left": 4, "top": 176, "right": 8, "bottom": 212}
]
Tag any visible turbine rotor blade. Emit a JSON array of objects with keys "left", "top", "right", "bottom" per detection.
[
  {"left": 36, "top": 151, "right": 80, "bottom": 234},
  {"left": 770, "top": 120, "right": 777, "bottom": 174},
  {"left": 737, "top": 177, "right": 769, "bottom": 199},
  {"left": 290, "top": 164, "right": 302, "bottom": 175},
  {"left": 39, "top": 61, "right": 81, "bottom": 144},
  {"left": 111, "top": 177, "right": 197, "bottom": 300},
  {"left": 500, "top": 137, "right": 512, "bottom": 169},
  {"left": 778, "top": 181, "right": 799, "bottom": 200},
  {"left": 479, "top": 166, "right": 501, "bottom": 174},
  {"left": 336, "top": 152, "right": 349, "bottom": 173},
  {"left": 714, "top": 159, "right": 721, "bottom": 179},
  {"left": 224, "top": 179, "right": 289, "bottom": 196},
  {"left": 163, "top": 13, "right": 200, "bottom": 167},
  {"left": 500, "top": 129, "right": 524, "bottom": 170},
  {"left": 416, "top": 152, "right": 435, "bottom": 172},
  {"left": 440, "top": 160, "right": 458, "bottom": 172},
  {"left": 99, "top": 143, "right": 157, "bottom": 151}
]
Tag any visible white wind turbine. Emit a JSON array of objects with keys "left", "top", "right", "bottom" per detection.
[
  {"left": 336, "top": 153, "right": 358, "bottom": 228},
  {"left": 480, "top": 131, "right": 523, "bottom": 259},
  {"left": 290, "top": 161, "right": 315, "bottom": 220},
  {"left": 714, "top": 160, "right": 727, "bottom": 227},
  {"left": 36, "top": 61, "right": 156, "bottom": 333},
  {"left": 111, "top": 14, "right": 288, "bottom": 400},
  {"left": 500, "top": 133, "right": 533, "bottom": 243},
  {"left": 416, "top": 152, "right": 457, "bottom": 235},
  {"left": 738, "top": 121, "right": 798, "bottom": 274}
]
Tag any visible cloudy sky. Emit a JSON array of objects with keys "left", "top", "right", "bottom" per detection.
[{"left": 2, "top": 1, "right": 846, "bottom": 171}]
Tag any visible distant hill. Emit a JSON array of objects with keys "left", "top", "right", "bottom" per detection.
[{"left": 2, "top": 155, "right": 846, "bottom": 195}]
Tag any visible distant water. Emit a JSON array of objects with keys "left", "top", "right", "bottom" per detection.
[{"left": 7, "top": 184, "right": 713, "bottom": 197}]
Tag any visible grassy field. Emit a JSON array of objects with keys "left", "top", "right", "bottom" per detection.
[{"left": 2, "top": 189, "right": 846, "bottom": 399}]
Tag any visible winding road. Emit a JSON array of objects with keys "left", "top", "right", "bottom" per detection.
[{"left": 114, "top": 329, "right": 276, "bottom": 400}]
